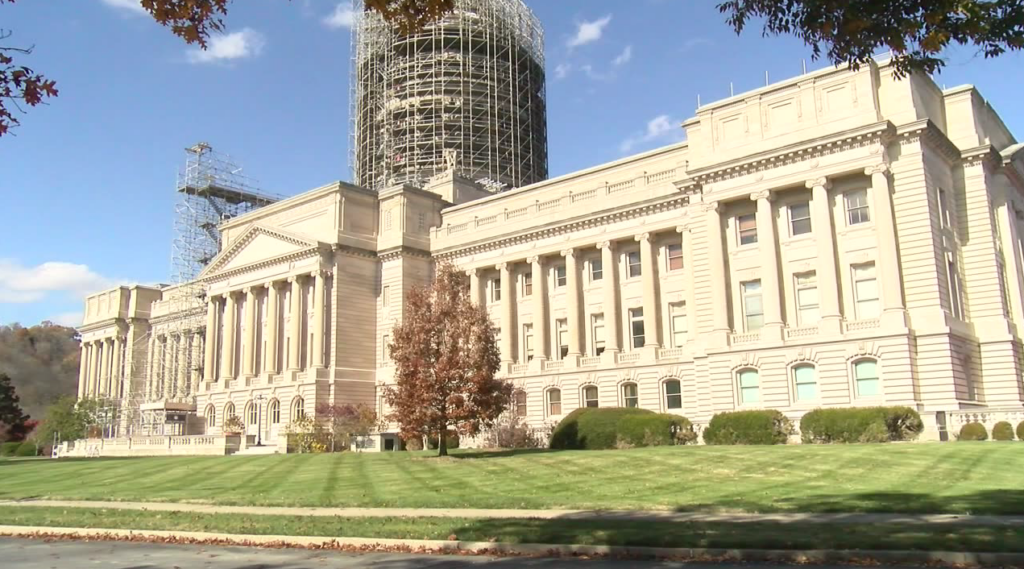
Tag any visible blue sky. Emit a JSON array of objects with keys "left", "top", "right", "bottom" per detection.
[{"left": 2, "top": 0, "right": 1023, "bottom": 327}]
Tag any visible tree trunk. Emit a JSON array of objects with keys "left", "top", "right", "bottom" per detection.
[{"left": 438, "top": 433, "right": 448, "bottom": 457}]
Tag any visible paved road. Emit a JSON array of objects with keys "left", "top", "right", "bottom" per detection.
[{"left": 0, "top": 537, "right": 859, "bottom": 569}]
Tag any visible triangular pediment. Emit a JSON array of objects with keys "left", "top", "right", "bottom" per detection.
[{"left": 200, "top": 225, "right": 320, "bottom": 278}]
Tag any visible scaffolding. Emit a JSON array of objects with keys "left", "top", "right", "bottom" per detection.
[{"left": 351, "top": 0, "right": 548, "bottom": 192}]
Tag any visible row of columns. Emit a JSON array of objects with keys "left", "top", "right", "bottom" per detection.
[
  {"left": 78, "top": 336, "right": 124, "bottom": 400},
  {"left": 145, "top": 330, "right": 202, "bottom": 402}
]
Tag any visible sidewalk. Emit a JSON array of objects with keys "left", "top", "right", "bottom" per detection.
[{"left": 3, "top": 499, "right": 1022, "bottom": 526}]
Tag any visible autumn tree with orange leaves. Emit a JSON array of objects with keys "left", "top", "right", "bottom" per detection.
[{"left": 384, "top": 263, "right": 508, "bottom": 456}]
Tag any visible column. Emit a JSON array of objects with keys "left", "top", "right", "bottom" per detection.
[
  {"left": 998, "top": 201, "right": 1024, "bottom": 328},
  {"left": 176, "top": 332, "right": 189, "bottom": 398},
  {"left": 146, "top": 333, "right": 157, "bottom": 401},
  {"left": 190, "top": 331, "right": 203, "bottom": 396},
  {"left": 529, "top": 256, "right": 548, "bottom": 362},
  {"left": 807, "top": 178, "right": 843, "bottom": 335},
  {"left": 467, "top": 268, "right": 481, "bottom": 306},
  {"left": 89, "top": 340, "right": 101, "bottom": 397},
  {"left": 264, "top": 282, "right": 279, "bottom": 374},
  {"left": 242, "top": 287, "right": 257, "bottom": 377},
  {"left": 312, "top": 270, "right": 326, "bottom": 369},
  {"left": 561, "top": 249, "right": 582, "bottom": 358},
  {"left": 78, "top": 343, "right": 89, "bottom": 398},
  {"left": 753, "top": 190, "right": 784, "bottom": 340},
  {"left": 677, "top": 224, "right": 698, "bottom": 340},
  {"left": 705, "top": 201, "right": 730, "bottom": 336},
  {"left": 498, "top": 263, "right": 513, "bottom": 363},
  {"left": 221, "top": 292, "right": 237, "bottom": 380},
  {"left": 599, "top": 241, "right": 621, "bottom": 355},
  {"left": 288, "top": 276, "right": 302, "bottom": 371},
  {"left": 866, "top": 163, "right": 908, "bottom": 327},
  {"left": 165, "top": 334, "right": 179, "bottom": 400},
  {"left": 636, "top": 233, "right": 662, "bottom": 348},
  {"left": 203, "top": 295, "right": 218, "bottom": 382},
  {"left": 111, "top": 336, "right": 123, "bottom": 399}
]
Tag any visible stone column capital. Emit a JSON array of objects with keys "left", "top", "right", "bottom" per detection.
[
  {"left": 310, "top": 269, "right": 323, "bottom": 278},
  {"left": 287, "top": 276, "right": 297, "bottom": 284},
  {"left": 676, "top": 224, "right": 689, "bottom": 233},
  {"left": 597, "top": 240, "right": 613, "bottom": 250},
  {"left": 865, "top": 163, "right": 890, "bottom": 176},
  {"left": 264, "top": 281, "right": 275, "bottom": 290},
  {"left": 634, "top": 232, "right": 651, "bottom": 243},
  {"left": 750, "top": 189, "right": 773, "bottom": 202},
  {"left": 496, "top": 262, "right": 508, "bottom": 271},
  {"left": 465, "top": 267, "right": 478, "bottom": 277},
  {"left": 701, "top": 200, "right": 720, "bottom": 213},
  {"left": 805, "top": 177, "right": 832, "bottom": 190},
  {"left": 560, "top": 248, "right": 575, "bottom": 258},
  {"left": 242, "top": 287, "right": 252, "bottom": 295},
  {"left": 527, "top": 255, "right": 541, "bottom": 265}
]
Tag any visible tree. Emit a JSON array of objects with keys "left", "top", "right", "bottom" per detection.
[
  {"left": 0, "top": 322, "right": 82, "bottom": 419},
  {"left": 33, "top": 395, "right": 88, "bottom": 444},
  {"left": 384, "top": 263, "right": 508, "bottom": 456},
  {"left": 0, "top": 373, "right": 30, "bottom": 441},
  {"left": 315, "top": 402, "right": 384, "bottom": 452}
]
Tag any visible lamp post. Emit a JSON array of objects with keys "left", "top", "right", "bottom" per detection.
[{"left": 255, "top": 394, "right": 266, "bottom": 447}]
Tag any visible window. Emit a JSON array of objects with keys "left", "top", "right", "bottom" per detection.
[
  {"left": 583, "top": 385, "right": 599, "bottom": 408},
  {"left": 738, "top": 369, "right": 760, "bottom": 404},
  {"left": 622, "top": 383, "right": 639, "bottom": 408},
  {"left": 737, "top": 214, "right": 758, "bottom": 245},
  {"left": 269, "top": 399, "right": 280, "bottom": 424},
  {"left": 666, "top": 243, "right": 684, "bottom": 271},
  {"left": 224, "top": 402, "right": 235, "bottom": 423},
  {"left": 670, "top": 302, "right": 688, "bottom": 347},
  {"left": 852, "top": 263, "right": 879, "bottom": 319},
  {"left": 514, "top": 390, "right": 527, "bottom": 417},
  {"left": 590, "top": 258, "right": 603, "bottom": 281},
  {"left": 792, "top": 364, "right": 817, "bottom": 401},
  {"left": 948, "top": 256, "right": 964, "bottom": 320},
  {"left": 547, "top": 389, "right": 562, "bottom": 416},
  {"left": 523, "top": 273, "right": 533, "bottom": 296},
  {"left": 382, "top": 335, "right": 391, "bottom": 362},
  {"left": 556, "top": 319, "right": 569, "bottom": 359},
  {"left": 964, "top": 356, "right": 978, "bottom": 401},
  {"left": 291, "top": 397, "right": 305, "bottom": 421},
  {"left": 629, "top": 308, "right": 645, "bottom": 349},
  {"left": 741, "top": 281, "right": 764, "bottom": 331},
  {"left": 627, "top": 251, "right": 642, "bottom": 278},
  {"left": 664, "top": 380, "right": 682, "bottom": 409},
  {"left": 789, "top": 202, "right": 812, "bottom": 236},
  {"left": 491, "top": 278, "right": 501, "bottom": 302},
  {"left": 523, "top": 324, "right": 534, "bottom": 362},
  {"left": 555, "top": 264, "right": 567, "bottom": 288},
  {"left": 205, "top": 404, "right": 216, "bottom": 428},
  {"left": 795, "top": 272, "right": 820, "bottom": 325},
  {"left": 382, "top": 285, "right": 390, "bottom": 308},
  {"left": 938, "top": 187, "right": 952, "bottom": 229},
  {"left": 247, "top": 403, "right": 257, "bottom": 426},
  {"left": 592, "top": 314, "right": 606, "bottom": 356},
  {"left": 853, "top": 359, "right": 880, "bottom": 397},
  {"left": 845, "top": 189, "right": 871, "bottom": 225}
]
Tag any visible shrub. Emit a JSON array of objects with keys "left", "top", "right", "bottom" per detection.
[
  {"left": 617, "top": 413, "right": 697, "bottom": 447},
  {"left": 404, "top": 436, "right": 423, "bottom": 451},
  {"left": 703, "top": 410, "right": 794, "bottom": 445},
  {"left": 484, "top": 415, "right": 543, "bottom": 449},
  {"left": 14, "top": 442, "right": 37, "bottom": 457},
  {"left": 426, "top": 431, "right": 460, "bottom": 450},
  {"left": 549, "top": 407, "right": 653, "bottom": 450},
  {"left": 0, "top": 441, "right": 20, "bottom": 457},
  {"left": 958, "top": 423, "right": 988, "bottom": 441},
  {"left": 1018, "top": 420, "right": 1024, "bottom": 442},
  {"left": 800, "top": 407, "right": 924, "bottom": 444},
  {"left": 992, "top": 421, "right": 1014, "bottom": 441}
]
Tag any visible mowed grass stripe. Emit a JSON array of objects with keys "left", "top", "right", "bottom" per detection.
[{"left": 3, "top": 443, "right": 1023, "bottom": 514}]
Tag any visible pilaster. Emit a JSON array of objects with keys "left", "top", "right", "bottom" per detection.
[
  {"left": 636, "top": 232, "right": 662, "bottom": 349},
  {"left": 807, "top": 178, "right": 843, "bottom": 335},
  {"left": 867, "top": 163, "right": 909, "bottom": 329}
]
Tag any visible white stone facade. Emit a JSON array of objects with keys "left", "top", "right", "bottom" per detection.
[{"left": 78, "top": 59, "right": 1024, "bottom": 449}]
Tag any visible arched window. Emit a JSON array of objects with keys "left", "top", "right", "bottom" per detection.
[
  {"left": 205, "top": 404, "right": 216, "bottom": 428},
  {"left": 546, "top": 389, "right": 562, "bottom": 416},
  {"left": 853, "top": 359, "right": 880, "bottom": 397},
  {"left": 291, "top": 397, "right": 305, "bottom": 421},
  {"left": 622, "top": 382, "right": 639, "bottom": 408},
  {"left": 583, "top": 385, "right": 599, "bottom": 408},
  {"left": 737, "top": 369, "right": 759, "bottom": 404},
  {"left": 268, "top": 399, "right": 280, "bottom": 424},
  {"left": 246, "top": 402, "right": 258, "bottom": 426},
  {"left": 224, "top": 402, "right": 236, "bottom": 421},
  {"left": 664, "top": 380, "right": 682, "bottom": 410},
  {"left": 792, "top": 364, "right": 817, "bottom": 402},
  {"left": 513, "top": 390, "right": 527, "bottom": 417}
]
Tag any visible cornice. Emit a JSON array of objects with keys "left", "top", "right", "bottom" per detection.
[
  {"left": 379, "top": 246, "right": 432, "bottom": 263},
  {"left": 332, "top": 243, "right": 378, "bottom": 260},
  {"left": 200, "top": 223, "right": 323, "bottom": 280},
  {"left": 960, "top": 144, "right": 1002, "bottom": 169},
  {"left": 78, "top": 317, "right": 126, "bottom": 334},
  {"left": 202, "top": 246, "right": 327, "bottom": 284},
  {"left": 895, "top": 119, "right": 964, "bottom": 165}
]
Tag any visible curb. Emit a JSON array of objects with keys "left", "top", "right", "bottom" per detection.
[{"left": 3, "top": 525, "right": 1024, "bottom": 567}]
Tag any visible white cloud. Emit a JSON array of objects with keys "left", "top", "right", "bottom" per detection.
[
  {"left": 612, "top": 45, "right": 632, "bottom": 67},
  {"left": 0, "top": 259, "right": 116, "bottom": 304},
  {"left": 681, "top": 38, "right": 713, "bottom": 52},
  {"left": 567, "top": 15, "right": 612, "bottom": 48},
  {"left": 553, "top": 63, "right": 571, "bottom": 80},
  {"left": 99, "top": 0, "right": 146, "bottom": 15},
  {"left": 619, "top": 114, "right": 684, "bottom": 153},
  {"left": 186, "top": 28, "right": 267, "bottom": 64},
  {"left": 50, "top": 312, "right": 85, "bottom": 327},
  {"left": 323, "top": 3, "right": 356, "bottom": 29}
]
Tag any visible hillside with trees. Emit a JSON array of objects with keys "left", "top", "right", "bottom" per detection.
[{"left": 0, "top": 322, "right": 80, "bottom": 419}]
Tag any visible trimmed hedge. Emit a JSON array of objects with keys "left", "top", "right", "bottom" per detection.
[
  {"left": 617, "top": 413, "right": 697, "bottom": 447},
  {"left": 959, "top": 423, "right": 988, "bottom": 441},
  {"left": 992, "top": 421, "right": 1015, "bottom": 441},
  {"left": 799, "top": 406, "right": 924, "bottom": 444},
  {"left": 1017, "top": 420, "right": 1024, "bottom": 442},
  {"left": 0, "top": 441, "right": 20, "bottom": 457},
  {"left": 14, "top": 442, "right": 37, "bottom": 457},
  {"left": 550, "top": 408, "right": 654, "bottom": 450},
  {"left": 703, "top": 410, "right": 794, "bottom": 445}
]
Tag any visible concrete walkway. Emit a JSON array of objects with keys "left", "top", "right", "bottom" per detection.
[{"left": 2, "top": 499, "right": 1022, "bottom": 526}]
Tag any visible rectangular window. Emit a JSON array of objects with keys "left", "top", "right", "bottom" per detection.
[
  {"left": 382, "top": 335, "right": 390, "bottom": 362},
  {"left": 854, "top": 359, "right": 880, "bottom": 397},
  {"left": 629, "top": 308, "right": 645, "bottom": 349},
  {"left": 666, "top": 243, "right": 683, "bottom": 271},
  {"left": 583, "top": 386, "right": 599, "bottom": 408},
  {"left": 845, "top": 189, "right": 871, "bottom": 225},
  {"left": 670, "top": 302, "right": 688, "bottom": 347},
  {"left": 948, "top": 257, "right": 964, "bottom": 320},
  {"left": 382, "top": 285, "right": 390, "bottom": 308},
  {"left": 795, "top": 272, "right": 820, "bottom": 325},
  {"left": 789, "top": 202, "right": 812, "bottom": 236},
  {"left": 627, "top": 251, "right": 642, "bottom": 278},
  {"left": 592, "top": 314, "right": 606, "bottom": 356},
  {"left": 739, "top": 370, "right": 760, "bottom": 404},
  {"left": 522, "top": 273, "right": 533, "bottom": 296},
  {"left": 738, "top": 214, "right": 758, "bottom": 245},
  {"left": 665, "top": 380, "right": 682, "bottom": 409},
  {"left": 622, "top": 383, "right": 639, "bottom": 408},
  {"left": 547, "top": 390, "right": 562, "bottom": 416},
  {"left": 938, "top": 187, "right": 952, "bottom": 229},
  {"left": 590, "top": 258, "right": 604, "bottom": 281},
  {"left": 793, "top": 365, "right": 817, "bottom": 401},
  {"left": 491, "top": 278, "right": 501, "bottom": 302},
  {"left": 555, "top": 264, "right": 567, "bottom": 288},
  {"left": 741, "top": 281, "right": 764, "bottom": 331},
  {"left": 852, "top": 263, "right": 880, "bottom": 319},
  {"left": 556, "top": 318, "right": 569, "bottom": 360},
  {"left": 523, "top": 324, "right": 534, "bottom": 362}
]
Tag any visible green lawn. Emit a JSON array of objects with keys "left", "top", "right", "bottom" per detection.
[
  {"left": 2, "top": 506, "right": 1022, "bottom": 552},
  {"left": 1, "top": 443, "right": 1021, "bottom": 514}
]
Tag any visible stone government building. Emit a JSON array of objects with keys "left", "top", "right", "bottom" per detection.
[{"left": 73, "top": 9, "right": 1024, "bottom": 453}]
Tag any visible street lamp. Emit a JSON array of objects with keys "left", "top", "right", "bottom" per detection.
[{"left": 255, "top": 394, "right": 266, "bottom": 447}]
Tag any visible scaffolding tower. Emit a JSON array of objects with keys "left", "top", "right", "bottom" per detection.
[{"left": 351, "top": 0, "right": 548, "bottom": 192}]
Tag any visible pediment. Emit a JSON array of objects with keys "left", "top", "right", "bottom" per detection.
[{"left": 200, "top": 225, "right": 320, "bottom": 278}]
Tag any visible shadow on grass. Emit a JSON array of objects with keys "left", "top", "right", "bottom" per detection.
[
  {"left": 449, "top": 448, "right": 561, "bottom": 459},
  {"left": 670, "top": 490, "right": 1024, "bottom": 516}
]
